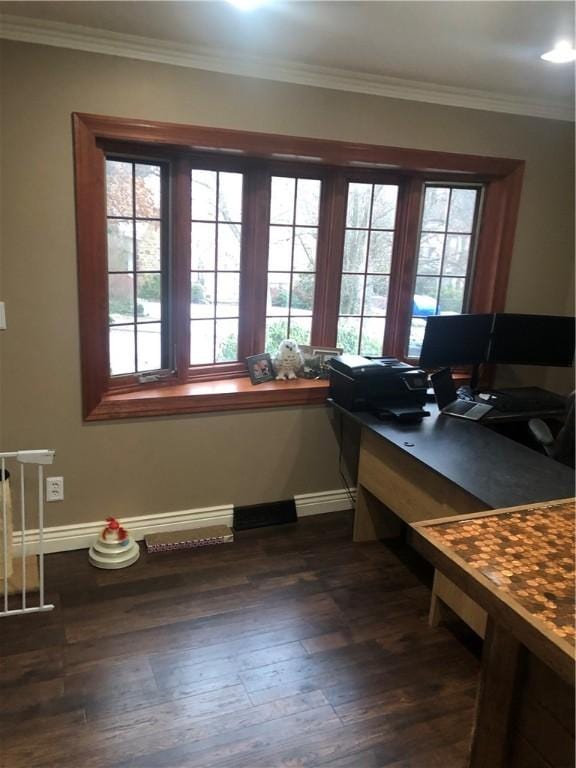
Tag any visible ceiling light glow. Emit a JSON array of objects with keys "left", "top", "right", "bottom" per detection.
[
  {"left": 226, "top": 0, "right": 267, "bottom": 10},
  {"left": 541, "top": 41, "right": 576, "bottom": 63}
]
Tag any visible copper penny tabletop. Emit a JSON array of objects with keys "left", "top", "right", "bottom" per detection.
[{"left": 413, "top": 498, "right": 576, "bottom": 681}]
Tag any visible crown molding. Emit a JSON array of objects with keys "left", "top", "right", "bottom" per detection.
[{"left": 0, "top": 13, "right": 573, "bottom": 122}]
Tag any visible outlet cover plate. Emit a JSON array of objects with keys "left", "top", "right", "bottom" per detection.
[{"left": 46, "top": 476, "right": 64, "bottom": 502}]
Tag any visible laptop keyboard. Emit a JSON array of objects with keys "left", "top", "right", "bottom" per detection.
[{"left": 448, "top": 399, "right": 476, "bottom": 414}]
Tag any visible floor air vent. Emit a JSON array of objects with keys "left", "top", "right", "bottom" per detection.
[{"left": 233, "top": 499, "right": 297, "bottom": 531}]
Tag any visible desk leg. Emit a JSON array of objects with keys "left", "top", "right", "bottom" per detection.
[
  {"left": 469, "top": 618, "right": 523, "bottom": 768},
  {"left": 353, "top": 484, "right": 403, "bottom": 542}
]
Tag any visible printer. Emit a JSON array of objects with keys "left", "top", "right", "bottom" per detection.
[{"left": 329, "top": 354, "right": 429, "bottom": 420}]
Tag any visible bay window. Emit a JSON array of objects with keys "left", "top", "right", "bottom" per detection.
[{"left": 73, "top": 113, "right": 523, "bottom": 420}]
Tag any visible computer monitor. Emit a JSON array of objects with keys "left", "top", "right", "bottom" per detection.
[
  {"left": 418, "top": 314, "right": 493, "bottom": 368},
  {"left": 489, "top": 314, "right": 575, "bottom": 367}
]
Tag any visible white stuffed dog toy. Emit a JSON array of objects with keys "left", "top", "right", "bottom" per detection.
[{"left": 274, "top": 339, "right": 304, "bottom": 380}]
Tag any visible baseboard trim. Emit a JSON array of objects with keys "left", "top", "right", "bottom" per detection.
[
  {"left": 12, "top": 488, "right": 356, "bottom": 555},
  {"left": 295, "top": 488, "right": 356, "bottom": 517}
]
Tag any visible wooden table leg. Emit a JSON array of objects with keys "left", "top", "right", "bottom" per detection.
[{"left": 469, "top": 618, "right": 523, "bottom": 768}]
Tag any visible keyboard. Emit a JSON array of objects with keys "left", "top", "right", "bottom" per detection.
[{"left": 449, "top": 400, "right": 478, "bottom": 415}]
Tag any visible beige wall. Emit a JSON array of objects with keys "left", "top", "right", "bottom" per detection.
[{"left": 0, "top": 41, "right": 574, "bottom": 527}]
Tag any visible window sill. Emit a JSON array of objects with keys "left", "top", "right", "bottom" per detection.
[{"left": 86, "top": 377, "right": 330, "bottom": 421}]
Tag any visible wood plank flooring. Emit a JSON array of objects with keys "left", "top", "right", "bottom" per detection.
[{"left": 0, "top": 511, "right": 481, "bottom": 768}]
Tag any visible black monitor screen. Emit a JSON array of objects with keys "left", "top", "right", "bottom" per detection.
[
  {"left": 489, "top": 314, "right": 575, "bottom": 367},
  {"left": 419, "top": 314, "right": 493, "bottom": 368}
]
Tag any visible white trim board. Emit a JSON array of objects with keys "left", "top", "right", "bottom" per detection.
[
  {"left": 0, "top": 13, "right": 572, "bottom": 122},
  {"left": 12, "top": 488, "right": 356, "bottom": 555}
]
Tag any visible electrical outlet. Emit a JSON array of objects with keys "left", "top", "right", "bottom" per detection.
[{"left": 46, "top": 476, "right": 64, "bottom": 502}]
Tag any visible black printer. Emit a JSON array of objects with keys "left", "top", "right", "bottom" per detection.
[{"left": 329, "top": 354, "right": 429, "bottom": 420}]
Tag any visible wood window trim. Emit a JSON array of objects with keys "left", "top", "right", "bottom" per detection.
[{"left": 73, "top": 113, "right": 524, "bottom": 421}]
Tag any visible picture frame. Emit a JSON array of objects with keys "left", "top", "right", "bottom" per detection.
[
  {"left": 245, "top": 353, "right": 275, "bottom": 385},
  {"left": 298, "top": 344, "right": 314, "bottom": 359},
  {"left": 312, "top": 347, "right": 343, "bottom": 368},
  {"left": 303, "top": 347, "right": 343, "bottom": 379}
]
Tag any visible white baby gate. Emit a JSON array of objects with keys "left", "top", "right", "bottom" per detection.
[{"left": 0, "top": 449, "right": 56, "bottom": 617}]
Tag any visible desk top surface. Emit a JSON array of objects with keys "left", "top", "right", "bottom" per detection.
[
  {"left": 331, "top": 401, "right": 574, "bottom": 510},
  {"left": 413, "top": 499, "right": 575, "bottom": 682}
]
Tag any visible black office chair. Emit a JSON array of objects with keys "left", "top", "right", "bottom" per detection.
[{"left": 528, "top": 392, "right": 575, "bottom": 468}]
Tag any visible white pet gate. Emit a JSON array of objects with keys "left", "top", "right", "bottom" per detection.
[{"left": 0, "top": 449, "right": 56, "bottom": 617}]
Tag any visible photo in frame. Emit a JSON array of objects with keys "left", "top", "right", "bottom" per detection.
[
  {"left": 313, "top": 347, "right": 343, "bottom": 372},
  {"left": 300, "top": 346, "right": 343, "bottom": 378},
  {"left": 245, "top": 353, "right": 275, "bottom": 385}
]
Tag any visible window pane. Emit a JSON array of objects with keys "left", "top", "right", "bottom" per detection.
[
  {"left": 360, "top": 317, "right": 385, "bottom": 356},
  {"left": 267, "top": 273, "right": 291, "bottom": 314},
  {"left": 295, "top": 179, "right": 321, "bottom": 226},
  {"left": 137, "top": 274, "right": 161, "bottom": 322},
  {"left": 291, "top": 273, "right": 315, "bottom": 314},
  {"left": 438, "top": 277, "right": 466, "bottom": 314},
  {"left": 108, "top": 274, "right": 134, "bottom": 324},
  {"left": 106, "top": 157, "right": 167, "bottom": 377},
  {"left": 290, "top": 316, "right": 312, "bottom": 346},
  {"left": 190, "top": 320, "right": 215, "bottom": 364},
  {"left": 448, "top": 189, "right": 477, "bottom": 233},
  {"left": 107, "top": 220, "right": 133, "bottom": 272},
  {"left": 189, "top": 169, "right": 244, "bottom": 369},
  {"left": 216, "top": 319, "right": 238, "bottom": 362},
  {"left": 414, "top": 275, "right": 440, "bottom": 309},
  {"left": 371, "top": 185, "right": 398, "bottom": 229},
  {"left": 268, "top": 226, "right": 293, "bottom": 271},
  {"left": 218, "top": 172, "right": 243, "bottom": 222},
  {"left": 137, "top": 323, "right": 162, "bottom": 371},
  {"left": 136, "top": 221, "right": 161, "bottom": 271},
  {"left": 266, "top": 318, "right": 288, "bottom": 353},
  {"left": 218, "top": 223, "right": 241, "bottom": 270},
  {"left": 191, "top": 170, "right": 217, "bottom": 221},
  {"left": 406, "top": 184, "right": 482, "bottom": 359},
  {"left": 337, "top": 317, "right": 361, "bottom": 354},
  {"left": 270, "top": 177, "right": 295, "bottom": 225},
  {"left": 106, "top": 160, "right": 133, "bottom": 217},
  {"left": 364, "top": 276, "right": 389, "bottom": 317},
  {"left": 339, "top": 183, "right": 399, "bottom": 356},
  {"left": 293, "top": 228, "right": 317, "bottom": 272},
  {"left": 367, "top": 231, "right": 393, "bottom": 274},
  {"left": 190, "top": 272, "right": 214, "bottom": 318},
  {"left": 135, "top": 164, "right": 161, "bottom": 218},
  {"left": 343, "top": 229, "right": 368, "bottom": 272},
  {"left": 346, "top": 183, "right": 371, "bottom": 228},
  {"left": 339, "top": 275, "right": 364, "bottom": 315},
  {"left": 216, "top": 273, "right": 240, "bottom": 318},
  {"left": 191, "top": 222, "right": 216, "bottom": 271},
  {"left": 408, "top": 318, "right": 426, "bottom": 358},
  {"left": 109, "top": 325, "right": 135, "bottom": 375},
  {"left": 417, "top": 233, "right": 444, "bottom": 275},
  {"left": 443, "top": 234, "right": 471, "bottom": 276},
  {"left": 267, "top": 177, "right": 320, "bottom": 350},
  {"left": 421, "top": 187, "right": 450, "bottom": 231}
]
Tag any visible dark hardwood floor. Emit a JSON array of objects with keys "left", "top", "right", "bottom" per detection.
[{"left": 0, "top": 511, "right": 481, "bottom": 768}]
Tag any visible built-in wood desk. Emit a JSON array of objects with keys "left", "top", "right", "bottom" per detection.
[
  {"left": 412, "top": 499, "right": 575, "bottom": 768},
  {"left": 332, "top": 402, "right": 575, "bottom": 635}
]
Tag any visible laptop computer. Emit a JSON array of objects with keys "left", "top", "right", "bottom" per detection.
[{"left": 430, "top": 368, "right": 494, "bottom": 421}]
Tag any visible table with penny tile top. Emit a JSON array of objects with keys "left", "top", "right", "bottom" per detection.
[{"left": 413, "top": 499, "right": 575, "bottom": 768}]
